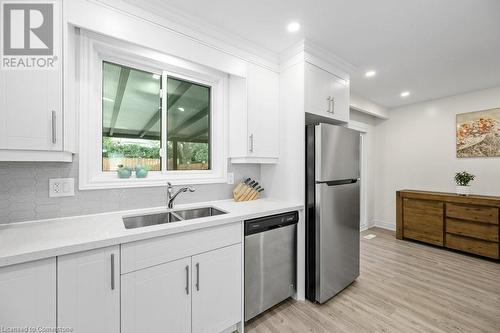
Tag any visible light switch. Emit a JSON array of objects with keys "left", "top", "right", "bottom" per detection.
[{"left": 49, "top": 178, "right": 75, "bottom": 197}]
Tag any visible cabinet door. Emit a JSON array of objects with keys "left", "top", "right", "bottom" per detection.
[
  {"left": 192, "top": 244, "right": 242, "bottom": 333},
  {"left": 329, "top": 74, "right": 349, "bottom": 123},
  {"left": 246, "top": 63, "right": 279, "bottom": 159},
  {"left": 403, "top": 198, "right": 444, "bottom": 246},
  {"left": 58, "top": 246, "right": 119, "bottom": 333},
  {"left": 0, "top": 258, "right": 56, "bottom": 328},
  {"left": 305, "top": 62, "right": 349, "bottom": 123},
  {"left": 121, "top": 257, "right": 192, "bottom": 333},
  {"left": 0, "top": 0, "right": 62, "bottom": 151}
]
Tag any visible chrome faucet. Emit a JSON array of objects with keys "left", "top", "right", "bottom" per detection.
[{"left": 167, "top": 182, "right": 196, "bottom": 209}]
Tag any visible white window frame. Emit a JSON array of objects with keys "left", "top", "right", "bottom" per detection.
[{"left": 78, "top": 30, "right": 228, "bottom": 190}]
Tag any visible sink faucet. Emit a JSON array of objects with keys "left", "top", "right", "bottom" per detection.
[{"left": 167, "top": 182, "right": 196, "bottom": 209}]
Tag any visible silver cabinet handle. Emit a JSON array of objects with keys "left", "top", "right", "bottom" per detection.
[
  {"left": 110, "top": 254, "right": 115, "bottom": 290},
  {"left": 249, "top": 134, "right": 254, "bottom": 153},
  {"left": 195, "top": 263, "right": 200, "bottom": 291},
  {"left": 326, "top": 97, "right": 331, "bottom": 113},
  {"left": 331, "top": 97, "right": 335, "bottom": 115},
  {"left": 51, "top": 111, "right": 56, "bottom": 144},
  {"left": 185, "top": 265, "right": 189, "bottom": 295}
]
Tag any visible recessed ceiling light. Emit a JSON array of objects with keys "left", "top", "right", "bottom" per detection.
[
  {"left": 152, "top": 74, "right": 160, "bottom": 80},
  {"left": 365, "top": 70, "right": 376, "bottom": 78},
  {"left": 400, "top": 91, "right": 410, "bottom": 97},
  {"left": 178, "top": 107, "right": 185, "bottom": 112},
  {"left": 287, "top": 21, "right": 301, "bottom": 33}
]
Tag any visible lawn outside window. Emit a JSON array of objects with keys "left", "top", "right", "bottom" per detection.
[{"left": 78, "top": 30, "right": 227, "bottom": 190}]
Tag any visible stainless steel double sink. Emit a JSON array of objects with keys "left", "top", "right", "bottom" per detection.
[{"left": 123, "top": 207, "right": 227, "bottom": 229}]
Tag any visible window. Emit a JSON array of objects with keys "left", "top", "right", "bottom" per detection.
[
  {"left": 101, "top": 63, "right": 212, "bottom": 173},
  {"left": 78, "top": 31, "right": 227, "bottom": 190},
  {"left": 102, "top": 62, "right": 162, "bottom": 172},
  {"left": 166, "top": 77, "right": 210, "bottom": 171}
]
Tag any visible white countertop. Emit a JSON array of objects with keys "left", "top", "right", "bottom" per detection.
[{"left": 0, "top": 198, "right": 303, "bottom": 268}]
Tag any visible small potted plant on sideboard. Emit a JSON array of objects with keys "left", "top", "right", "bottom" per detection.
[{"left": 454, "top": 171, "right": 475, "bottom": 196}]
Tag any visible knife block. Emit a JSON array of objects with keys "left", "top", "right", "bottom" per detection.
[{"left": 233, "top": 182, "right": 262, "bottom": 202}]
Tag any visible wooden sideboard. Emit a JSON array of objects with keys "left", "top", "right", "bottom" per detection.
[{"left": 396, "top": 190, "right": 500, "bottom": 259}]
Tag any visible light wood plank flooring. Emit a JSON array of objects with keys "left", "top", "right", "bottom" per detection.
[{"left": 246, "top": 228, "right": 500, "bottom": 333}]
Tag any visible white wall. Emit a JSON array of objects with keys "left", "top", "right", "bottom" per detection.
[{"left": 373, "top": 86, "right": 500, "bottom": 229}]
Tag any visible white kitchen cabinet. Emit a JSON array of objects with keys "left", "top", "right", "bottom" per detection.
[
  {"left": 121, "top": 223, "right": 243, "bottom": 333},
  {"left": 121, "top": 257, "right": 192, "bottom": 333},
  {"left": 0, "top": 0, "right": 72, "bottom": 162},
  {"left": 305, "top": 62, "right": 349, "bottom": 123},
  {"left": 229, "top": 63, "right": 279, "bottom": 164},
  {"left": 0, "top": 70, "right": 62, "bottom": 151},
  {"left": 192, "top": 244, "right": 242, "bottom": 333},
  {"left": 122, "top": 245, "right": 242, "bottom": 333},
  {"left": 0, "top": 258, "right": 56, "bottom": 328},
  {"left": 57, "top": 246, "right": 120, "bottom": 333}
]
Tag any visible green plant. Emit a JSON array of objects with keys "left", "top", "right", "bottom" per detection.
[{"left": 454, "top": 171, "right": 475, "bottom": 186}]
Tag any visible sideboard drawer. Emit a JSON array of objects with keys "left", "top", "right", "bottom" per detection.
[
  {"left": 403, "top": 199, "right": 444, "bottom": 246},
  {"left": 445, "top": 233, "right": 499, "bottom": 259},
  {"left": 446, "top": 218, "right": 498, "bottom": 242},
  {"left": 446, "top": 203, "right": 498, "bottom": 224}
]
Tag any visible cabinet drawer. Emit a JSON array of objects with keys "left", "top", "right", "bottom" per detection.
[
  {"left": 446, "top": 218, "right": 498, "bottom": 242},
  {"left": 445, "top": 233, "right": 499, "bottom": 259},
  {"left": 121, "top": 222, "right": 242, "bottom": 274},
  {"left": 446, "top": 203, "right": 498, "bottom": 224},
  {"left": 403, "top": 199, "right": 444, "bottom": 246}
]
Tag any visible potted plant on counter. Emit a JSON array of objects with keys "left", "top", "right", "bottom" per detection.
[{"left": 454, "top": 171, "right": 475, "bottom": 196}]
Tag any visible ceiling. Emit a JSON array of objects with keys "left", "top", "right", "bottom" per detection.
[{"left": 122, "top": 0, "right": 500, "bottom": 108}]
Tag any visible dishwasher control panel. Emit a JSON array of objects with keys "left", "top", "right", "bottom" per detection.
[{"left": 244, "top": 211, "right": 298, "bottom": 236}]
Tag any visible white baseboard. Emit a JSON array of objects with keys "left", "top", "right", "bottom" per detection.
[
  {"left": 360, "top": 224, "right": 369, "bottom": 232},
  {"left": 372, "top": 219, "right": 396, "bottom": 231}
]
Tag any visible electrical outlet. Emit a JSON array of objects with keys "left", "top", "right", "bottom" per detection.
[
  {"left": 49, "top": 178, "right": 75, "bottom": 197},
  {"left": 227, "top": 172, "right": 235, "bottom": 184}
]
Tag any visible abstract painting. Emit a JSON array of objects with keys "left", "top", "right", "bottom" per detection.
[{"left": 456, "top": 108, "right": 500, "bottom": 158}]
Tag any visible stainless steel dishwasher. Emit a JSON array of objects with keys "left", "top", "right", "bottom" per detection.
[{"left": 244, "top": 211, "right": 298, "bottom": 321}]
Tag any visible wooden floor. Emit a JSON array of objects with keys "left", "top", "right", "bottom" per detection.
[{"left": 245, "top": 228, "right": 500, "bottom": 333}]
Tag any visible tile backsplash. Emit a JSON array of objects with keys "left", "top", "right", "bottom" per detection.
[{"left": 0, "top": 156, "right": 260, "bottom": 224}]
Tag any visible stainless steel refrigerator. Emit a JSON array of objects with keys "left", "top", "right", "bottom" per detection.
[{"left": 305, "top": 123, "right": 360, "bottom": 304}]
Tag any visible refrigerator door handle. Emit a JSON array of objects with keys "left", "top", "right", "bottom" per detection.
[{"left": 316, "top": 178, "right": 359, "bottom": 186}]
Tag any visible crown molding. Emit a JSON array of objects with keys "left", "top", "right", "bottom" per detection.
[
  {"left": 91, "top": 0, "right": 280, "bottom": 72},
  {"left": 280, "top": 39, "right": 356, "bottom": 80}
]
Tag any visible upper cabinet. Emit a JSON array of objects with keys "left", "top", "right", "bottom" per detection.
[
  {"left": 305, "top": 62, "right": 350, "bottom": 123},
  {"left": 0, "top": 0, "right": 72, "bottom": 162},
  {"left": 229, "top": 63, "right": 279, "bottom": 164}
]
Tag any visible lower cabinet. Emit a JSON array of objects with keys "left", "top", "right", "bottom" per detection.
[
  {"left": 0, "top": 258, "right": 56, "bottom": 328},
  {"left": 121, "top": 257, "right": 192, "bottom": 333},
  {"left": 191, "top": 244, "right": 242, "bottom": 333},
  {"left": 0, "top": 224, "right": 243, "bottom": 331},
  {"left": 122, "top": 243, "right": 242, "bottom": 333},
  {"left": 57, "top": 246, "right": 120, "bottom": 333}
]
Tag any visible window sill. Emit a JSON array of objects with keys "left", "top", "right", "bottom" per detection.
[{"left": 79, "top": 172, "right": 227, "bottom": 190}]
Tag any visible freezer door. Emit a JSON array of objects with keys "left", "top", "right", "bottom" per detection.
[
  {"left": 315, "top": 181, "right": 360, "bottom": 303},
  {"left": 315, "top": 124, "right": 360, "bottom": 182}
]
